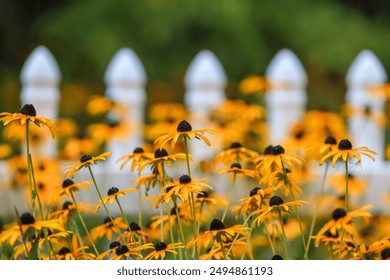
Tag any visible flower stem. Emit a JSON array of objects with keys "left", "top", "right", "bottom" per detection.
[
  {"left": 69, "top": 191, "right": 99, "bottom": 256},
  {"left": 304, "top": 161, "right": 329, "bottom": 260},
  {"left": 115, "top": 197, "right": 130, "bottom": 229},
  {"left": 221, "top": 173, "right": 236, "bottom": 223},
  {"left": 277, "top": 209, "right": 290, "bottom": 259},
  {"left": 344, "top": 161, "right": 349, "bottom": 211},
  {"left": 138, "top": 187, "right": 143, "bottom": 227}
]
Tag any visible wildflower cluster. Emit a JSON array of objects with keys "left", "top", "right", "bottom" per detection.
[{"left": 0, "top": 102, "right": 389, "bottom": 261}]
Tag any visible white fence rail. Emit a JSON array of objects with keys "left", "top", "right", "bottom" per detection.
[{"left": 1, "top": 45, "right": 389, "bottom": 216}]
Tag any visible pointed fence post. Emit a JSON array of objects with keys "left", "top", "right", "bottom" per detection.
[
  {"left": 104, "top": 48, "right": 147, "bottom": 167},
  {"left": 184, "top": 50, "right": 227, "bottom": 163},
  {"left": 20, "top": 46, "right": 61, "bottom": 158},
  {"left": 345, "top": 49, "right": 387, "bottom": 169},
  {"left": 265, "top": 49, "right": 307, "bottom": 145}
]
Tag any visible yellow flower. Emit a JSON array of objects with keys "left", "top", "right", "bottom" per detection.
[
  {"left": 256, "top": 145, "right": 305, "bottom": 172},
  {"left": 233, "top": 187, "right": 273, "bottom": 219},
  {"left": 188, "top": 219, "right": 249, "bottom": 250},
  {"left": 319, "top": 139, "right": 377, "bottom": 167},
  {"left": 328, "top": 173, "right": 368, "bottom": 196},
  {"left": 87, "top": 120, "right": 132, "bottom": 144},
  {"left": 252, "top": 196, "right": 309, "bottom": 225},
  {"left": 90, "top": 216, "right": 128, "bottom": 241},
  {"left": 314, "top": 205, "right": 372, "bottom": 247},
  {"left": 50, "top": 200, "right": 97, "bottom": 222},
  {"left": 56, "top": 179, "right": 92, "bottom": 197},
  {"left": 215, "top": 162, "right": 259, "bottom": 179},
  {"left": 64, "top": 152, "right": 112, "bottom": 178},
  {"left": 0, "top": 143, "right": 12, "bottom": 159},
  {"left": 0, "top": 104, "right": 58, "bottom": 138},
  {"left": 199, "top": 237, "right": 248, "bottom": 260},
  {"left": 116, "top": 147, "right": 154, "bottom": 173},
  {"left": 0, "top": 212, "right": 64, "bottom": 246},
  {"left": 154, "top": 120, "right": 215, "bottom": 150},
  {"left": 238, "top": 75, "right": 285, "bottom": 95},
  {"left": 137, "top": 148, "right": 189, "bottom": 175},
  {"left": 144, "top": 242, "right": 185, "bottom": 260},
  {"left": 62, "top": 136, "right": 99, "bottom": 160},
  {"left": 162, "top": 175, "right": 214, "bottom": 204},
  {"left": 98, "top": 186, "right": 138, "bottom": 207},
  {"left": 214, "top": 142, "right": 259, "bottom": 165},
  {"left": 56, "top": 234, "right": 96, "bottom": 260}
]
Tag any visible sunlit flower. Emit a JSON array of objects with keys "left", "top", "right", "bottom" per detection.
[
  {"left": 90, "top": 216, "right": 128, "bottom": 241},
  {"left": 215, "top": 162, "right": 259, "bottom": 179},
  {"left": 252, "top": 196, "right": 309, "bottom": 225},
  {"left": 256, "top": 145, "right": 305, "bottom": 172},
  {"left": 162, "top": 175, "right": 214, "bottom": 204},
  {"left": 50, "top": 200, "right": 97, "bottom": 222},
  {"left": 238, "top": 75, "right": 276, "bottom": 94},
  {"left": 56, "top": 179, "right": 91, "bottom": 197},
  {"left": 116, "top": 147, "right": 154, "bottom": 173},
  {"left": 144, "top": 241, "right": 185, "bottom": 260},
  {"left": 199, "top": 237, "right": 248, "bottom": 260},
  {"left": 137, "top": 148, "right": 188, "bottom": 175},
  {"left": 328, "top": 173, "right": 368, "bottom": 196},
  {"left": 259, "top": 168, "right": 303, "bottom": 197},
  {"left": 233, "top": 187, "right": 273, "bottom": 219},
  {"left": 135, "top": 173, "right": 158, "bottom": 193},
  {"left": 214, "top": 142, "right": 259, "bottom": 165},
  {"left": 62, "top": 135, "right": 99, "bottom": 160},
  {"left": 87, "top": 119, "right": 132, "bottom": 144},
  {"left": 86, "top": 95, "right": 113, "bottom": 116},
  {"left": 0, "top": 212, "right": 64, "bottom": 246},
  {"left": 154, "top": 120, "right": 215, "bottom": 150},
  {"left": 319, "top": 139, "right": 377, "bottom": 167},
  {"left": 0, "top": 104, "right": 58, "bottom": 138},
  {"left": 120, "top": 222, "right": 150, "bottom": 244},
  {"left": 306, "top": 135, "right": 338, "bottom": 161},
  {"left": 188, "top": 219, "right": 249, "bottom": 250},
  {"left": 314, "top": 205, "right": 372, "bottom": 247},
  {"left": 64, "top": 152, "right": 112, "bottom": 178},
  {"left": 98, "top": 186, "right": 138, "bottom": 207},
  {"left": 110, "top": 242, "right": 155, "bottom": 260},
  {"left": 195, "top": 191, "right": 227, "bottom": 216},
  {"left": 55, "top": 234, "right": 96, "bottom": 260}
]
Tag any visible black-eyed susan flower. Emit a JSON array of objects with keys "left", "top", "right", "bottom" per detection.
[
  {"left": 98, "top": 186, "right": 138, "bottom": 206},
  {"left": 328, "top": 173, "right": 368, "bottom": 197},
  {"left": 238, "top": 75, "right": 275, "bottom": 94},
  {"left": 162, "top": 175, "right": 214, "bottom": 204},
  {"left": 62, "top": 135, "right": 99, "bottom": 160},
  {"left": 144, "top": 241, "right": 185, "bottom": 260},
  {"left": 199, "top": 237, "right": 248, "bottom": 260},
  {"left": 87, "top": 120, "right": 132, "bottom": 144},
  {"left": 110, "top": 242, "right": 155, "bottom": 260},
  {"left": 154, "top": 120, "right": 215, "bottom": 150},
  {"left": 257, "top": 145, "right": 305, "bottom": 172},
  {"left": 56, "top": 179, "right": 91, "bottom": 197},
  {"left": 120, "top": 222, "right": 150, "bottom": 244},
  {"left": 55, "top": 234, "right": 96, "bottom": 260},
  {"left": 314, "top": 205, "right": 372, "bottom": 247},
  {"left": 137, "top": 148, "right": 188, "bottom": 175},
  {"left": 90, "top": 216, "right": 128, "bottom": 241},
  {"left": 0, "top": 212, "right": 64, "bottom": 246},
  {"left": 0, "top": 104, "right": 58, "bottom": 138},
  {"left": 215, "top": 142, "right": 259, "bottom": 165},
  {"left": 188, "top": 219, "right": 249, "bottom": 250},
  {"left": 319, "top": 139, "right": 377, "bottom": 167},
  {"left": 195, "top": 191, "right": 227, "bottom": 216},
  {"left": 116, "top": 147, "right": 154, "bottom": 173},
  {"left": 252, "top": 196, "right": 309, "bottom": 225},
  {"left": 259, "top": 168, "right": 303, "bottom": 197},
  {"left": 215, "top": 162, "right": 259, "bottom": 179},
  {"left": 64, "top": 152, "right": 112, "bottom": 178},
  {"left": 307, "top": 135, "right": 338, "bottom": 160},
  {"left": 233, "top": 187, "right": 273, "bottom": 219},
  {"left": 49, "top": 200, "right": 97, "bottom": 222}
]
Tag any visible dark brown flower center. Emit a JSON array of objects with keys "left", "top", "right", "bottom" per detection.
[
  {"left": 324, "top": 229, "right": 339, "bottom": 238},
  {"left": 324, "top": 136, "right": 337, "bottom": 145},
  {"left": 62, "top": 201, "right": 73, "bottom": 210},
  {"left": 197, "top": 191, "right": 209, "bottom": 198},
  {"left": 338, "top": 139, "right": 352, "bottom": 150},
  {"left": 332, "top": 208, "right": 347, "bottom": 220},
  {"left": 249, "top": 187, "right": 261, "bottom": 197},
  {"left": 229, "top": 142, "right": 242, "bottom": 149},
  {"left": 80, "top": 155, "right": 92, "bottom": 163},
  {"left": 179, "top": 175, "right": 192, "bottom": 184},
  {"left": 62, "top": 179, "right": 74, "bottom": 189},
  {"left": 210, "top": 218, "right": 225, "bottom": 231},
  {"left": 272, "top": 145, "right": 285, "bottom": 155},
  {"left": 381, "top": 248, "right": 390, "bottom": 260},
  {"left": 129, "top": 222, "right": 141, "bottom": 231},
  {"left": 116, "top": 245, "right": 129, "bottom": 255},
  {"left": 264, "top": 145, "right": 274, "bottom": 155},
  {"left": 20, "top": 212, "right": 35, "bottom": 225},
  {"left": 58, "top": 247, "right": 71, "bottom": 255},
  {"left": 107, "top": 187, "right": 119, "bottom": 196},
  {"left": 271, "top": 254, "right": 284, "bottom": 260},
  {"left": 177, "top": 120, "right": 192, "bottom": 132},
  {"left": 269, "top": 196, "right": 284, "bottom": 207},
  {"left": 20, "top": 104, "right": 36, "bottom": 116},
  {"left": 109, "top": 241, "right": 121, "bottom": 249},
  {"left": 133, "top": 147, "right": 144, "bottom": 154},
  {"left": 154, "top": 149, "right": 168, "bottom": 158},
  {"left": 155, "top": 241, "right": 168, "bottom": 251},
  {"left": 230, "top": 162, "right": 242, "bottom": 169},
  {"left": 103, "top": 217, "right": 113, "bottom": 224}
]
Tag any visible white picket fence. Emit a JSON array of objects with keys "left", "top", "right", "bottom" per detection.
[{"left": 1, "top": 45, "right": 389, "bottom": 217}]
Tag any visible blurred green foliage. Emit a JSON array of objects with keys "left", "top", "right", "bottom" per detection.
[{"left": 1, "top": 0, "right": 390, "bottom": 116}]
